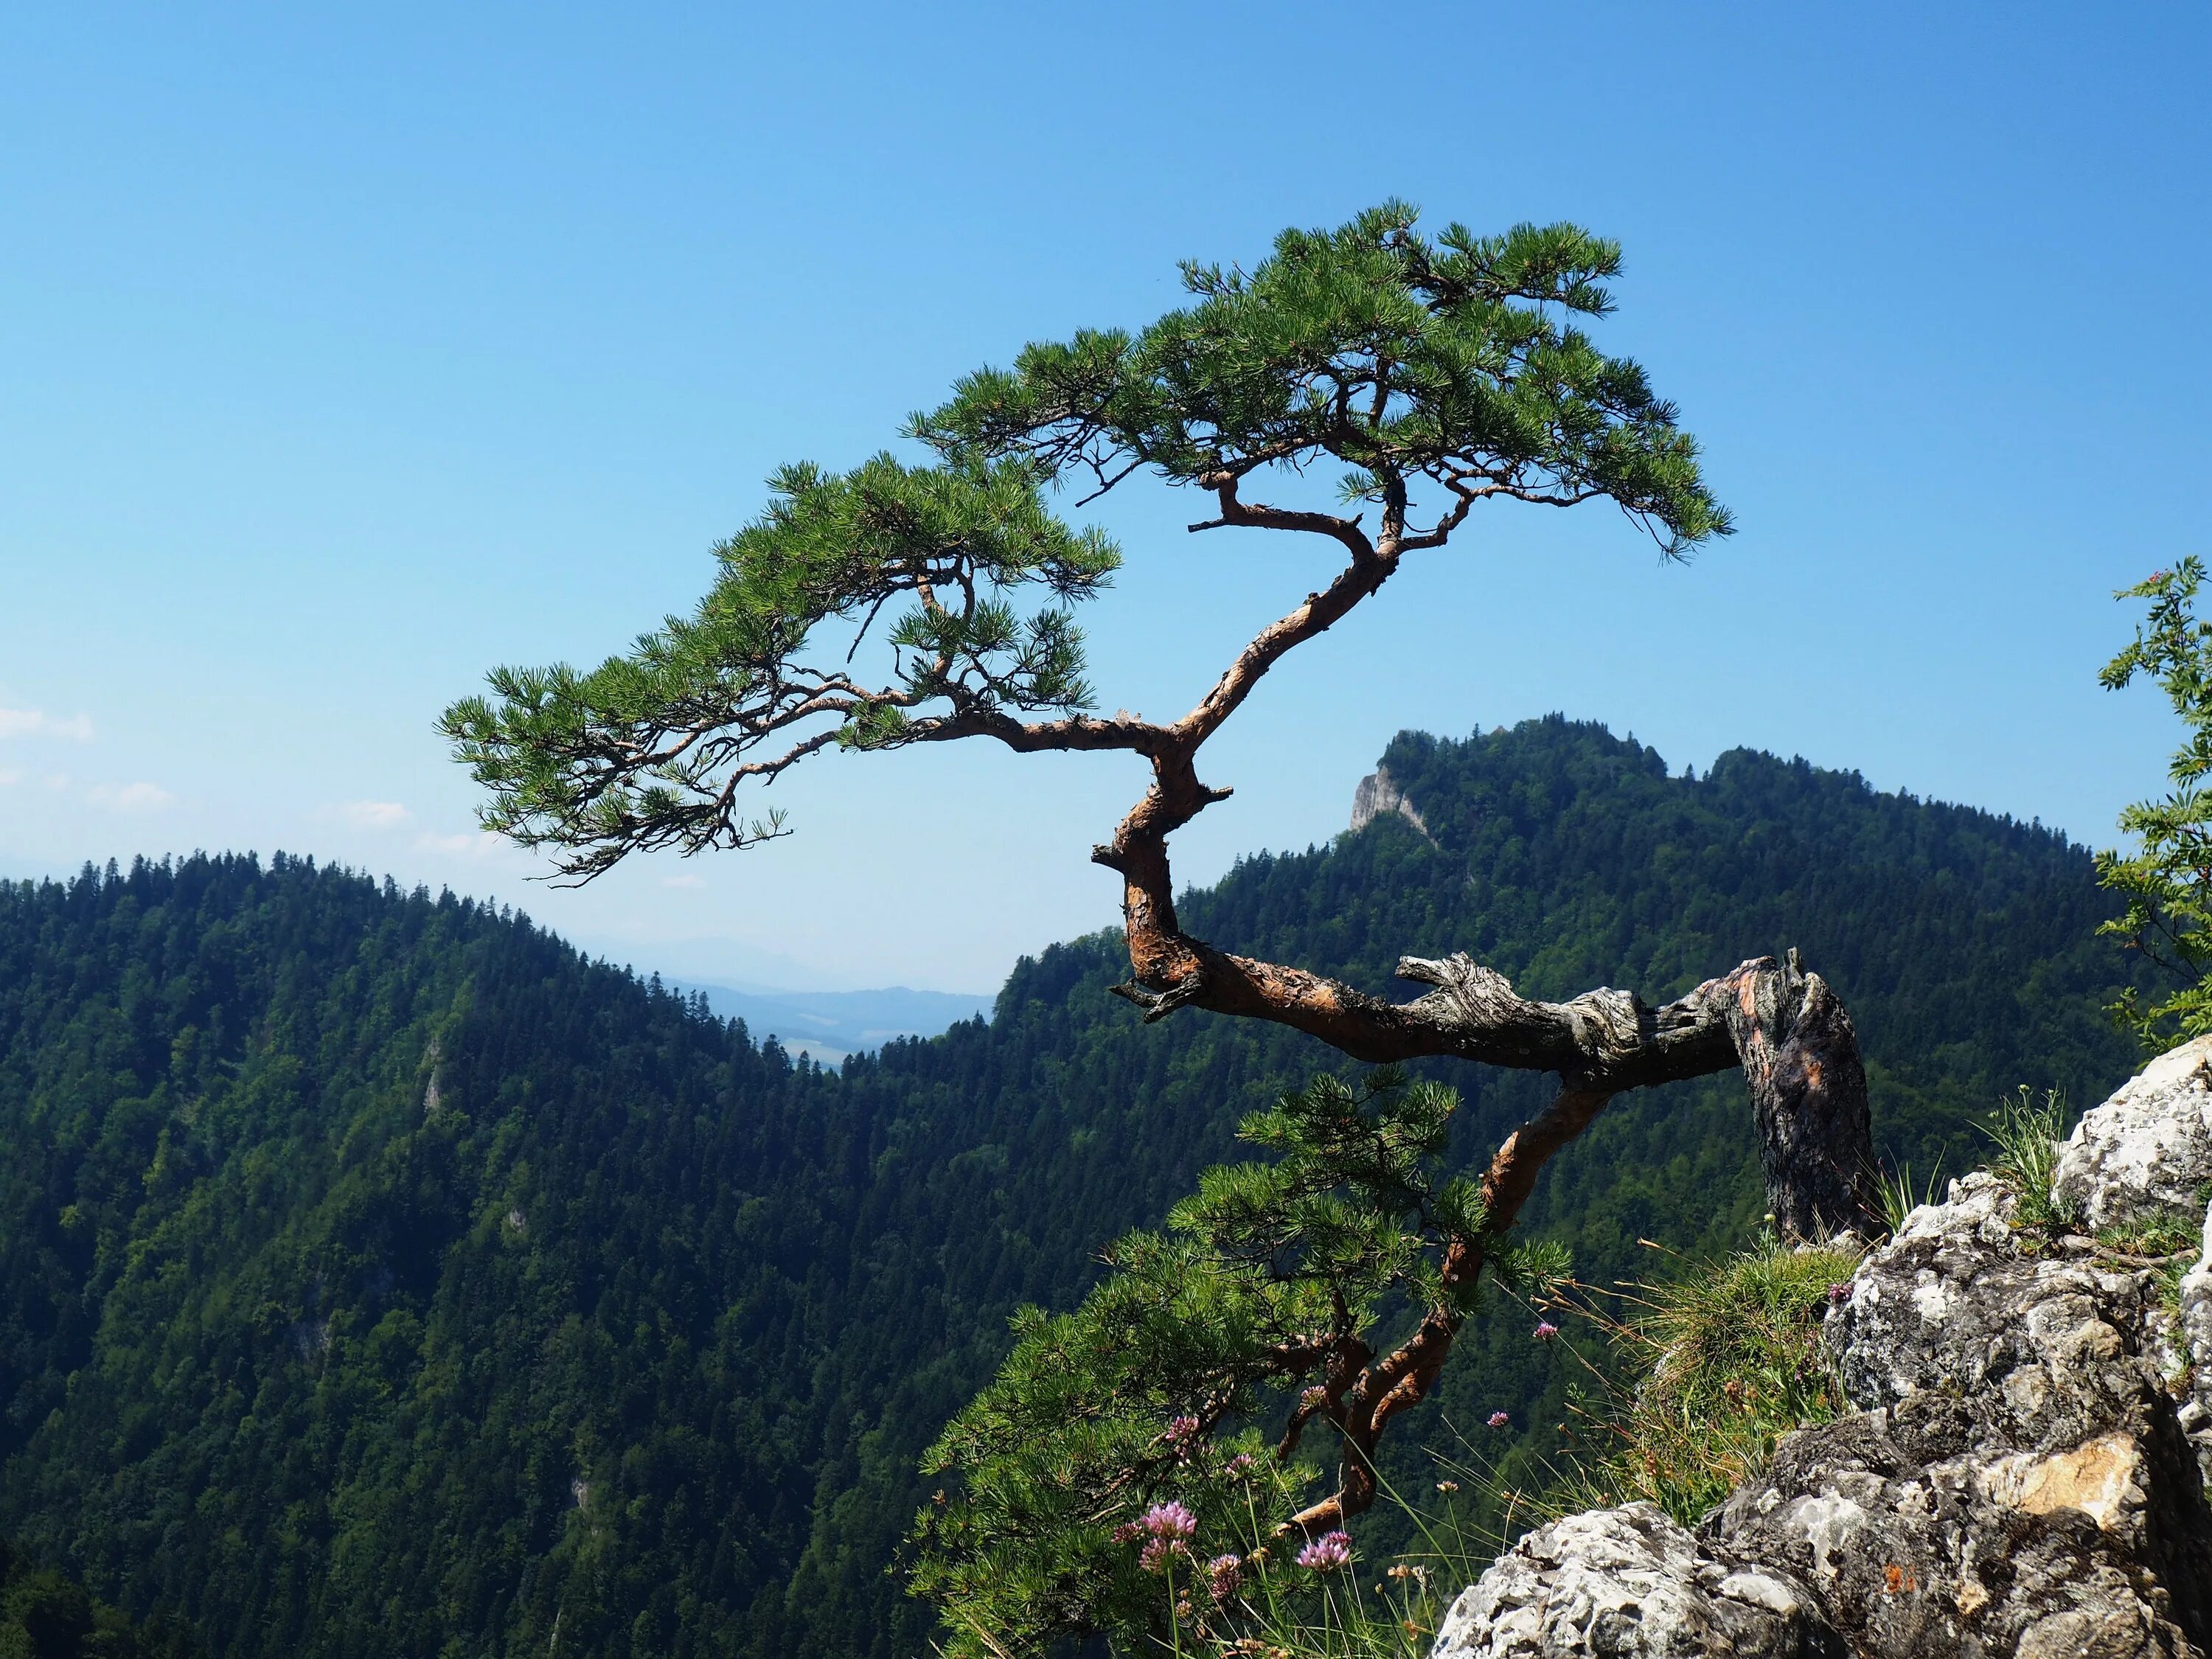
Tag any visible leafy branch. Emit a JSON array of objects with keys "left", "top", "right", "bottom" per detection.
[{"left": 2098, "top": 556, "right": 2212, "bottom": 1046}]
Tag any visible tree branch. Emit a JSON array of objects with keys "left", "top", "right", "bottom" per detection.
[{"left": 1270, "top": 947, "right": 1879, "bottom": 1533}]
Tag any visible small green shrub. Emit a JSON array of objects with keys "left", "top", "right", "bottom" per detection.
[
  {"left": 911, "top": 1070, "right": 1552, "bottom": 1658},
  {"left": 1232, "top": 1238, "right": 1870, "bottom": 1658}
]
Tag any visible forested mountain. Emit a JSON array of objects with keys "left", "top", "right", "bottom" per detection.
[{"left": 0, "top": 718, "right": 2145, "bottom": 1658}]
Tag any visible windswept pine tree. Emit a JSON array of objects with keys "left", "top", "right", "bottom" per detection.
[{"left": 440, "top": 206, "right": 1994, "bottom": 1652}]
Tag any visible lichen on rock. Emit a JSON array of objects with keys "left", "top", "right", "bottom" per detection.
[
  {"left": 2054, "top": 1034, "right": 2212, "bottom": 1231},
  {"left": 1430, "top": 1503, "right": 1840, "bottom": 1658}
]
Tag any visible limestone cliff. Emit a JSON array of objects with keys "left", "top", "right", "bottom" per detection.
[
  {"left": 1349, "top": 765, "right": 1433, "bottom": 840},
  {"left": 1435, "top": 1039, "right": 2212, "bottom": 1658}
]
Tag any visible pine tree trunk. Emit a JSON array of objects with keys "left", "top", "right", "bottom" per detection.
[{"left": 1719, "top": 949, "right": 1882, "bottom": 1242}]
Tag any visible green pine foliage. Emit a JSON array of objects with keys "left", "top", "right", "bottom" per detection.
[
  {"left": 442, "top": 453, "right": 1121, "bottom": 878},
  {"left": 0, "top": 720, "right": 2150, "bottom": 1657},
  {"left": 0, "top": 1534, "right": 181, "bottom": 1659},
  {"left": 911, "top": 1072, "right": 1562, "bottom": 1658},
  {"left": 914, "top": 206, "right": 1728, "bottom": 553},
  {"left": 442, "top": 206, "right": 1731, "bottom": 882}
]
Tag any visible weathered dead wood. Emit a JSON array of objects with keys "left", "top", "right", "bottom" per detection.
[
  {"left": 1114, "top": 944, "right": 1880, "bottom": 1239},
  {"left": 1717, "top": 948, "right": 1881, "bottom": 1243}
]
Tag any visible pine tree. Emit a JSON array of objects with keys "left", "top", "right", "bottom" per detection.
[{"left": 446, "top": 206, "right": 1889, "bottom": 1652}]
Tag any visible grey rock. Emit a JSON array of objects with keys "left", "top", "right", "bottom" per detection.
[
  {"left": 2178, "top": 1202, "right": 2212, "bottom": 1488},
  {"left": 1429, "top": 1503, "right": 1840, "bottom": 1658},
  {"left": 2054, "top": 1035, "right": 2212, "bottom": 1231},
  {"left": 1724, "top": 1179, "right": 2212, "bottom": 1657},
  {"left": 1434, "top": 1048, "right": 2212, "bottom": 1659},
  {"left": 1349, "top": 765, "right": 1433, "bottom": 840}
]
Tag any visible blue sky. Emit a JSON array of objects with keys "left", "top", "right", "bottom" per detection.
[{"left": 2, "top": 2, "right": 2205, "bottom": 992}]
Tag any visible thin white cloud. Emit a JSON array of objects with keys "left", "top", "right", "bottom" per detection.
[
  {"left": 89, "top": 781, "right": 175, "bottom": 812},
  {"left": 415, "top": 829, "right": 512, "bottom": 860},
  {"left": 0, "top": 769, "right": 19, "bottom": 787},
  {"left": 0, "top": 707, "right": 94, "bottom": 742},
  {"left": 662, "top": 873, "right": 706, "bottom": 889},
  {"left": 334, "top": 800, "right": 412, "bottom": 829}
]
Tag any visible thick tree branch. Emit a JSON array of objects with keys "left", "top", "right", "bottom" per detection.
[
  {"left": 1273, "top": 950, "right": 1880, "bottom": 1534},
  {"left": 1189, "top": 473, "right": 1377, "bottom": 566}
]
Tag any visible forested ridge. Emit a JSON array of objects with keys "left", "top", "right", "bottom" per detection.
[{"left": 0, "top": 717, "right": 2146, "bottom": 1658}]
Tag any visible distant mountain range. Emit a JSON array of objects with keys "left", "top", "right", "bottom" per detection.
[
  {"left": 668, "top": 983, "right": 992, "bottom": 1064},
  {"left": 0, "top": 717, "right": 2152, "bottom": 1658}
]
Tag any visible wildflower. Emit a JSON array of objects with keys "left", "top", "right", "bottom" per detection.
[
  {"left": 1296, "top": 1531, "right": 1353, "bottom": 1573},
  {"left": 1532, "top": 1321, "right": 1559, "bottom": 1340},
  {"left": 1487, "top": 1411, "right": 1510, "bottom": 1428},
  {"left": 1112, "top": 1520, "right": 1143, "bottom": 1544},
  {"left": 1827, "top": 1281, "right": 1852, "bottom": 1305},
  {"left": 1141, "top": 1500, "right": 1197, "bottom": 1541},
  {"left": 1166, "top": 1413, "right": 1200, "bottom": 1444},
  {"left": 1140, "top": 1539, "right": 1172, "bottom": 1574},
  {"left": 1207, "top": 1554, "right": 1242, "bottom": 1602},
  {"left": 1434, "top": 1480, "right": 1458, "bottom": 1494},
  {"left": 1224, "top": 1453, "right": 1256, "bottom": 1478}
]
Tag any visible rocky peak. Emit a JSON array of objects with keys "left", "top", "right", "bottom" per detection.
[
  {"left": 1350, "top": 765, "right": 1433, "bottom": 839},
  {"left": 1435, "top": 1037, "right": 2212, "bottom": 1658}
]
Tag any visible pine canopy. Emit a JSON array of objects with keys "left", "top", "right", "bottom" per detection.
[{"left": 442, "top": 204, "right": 1728, "bottom": 881}]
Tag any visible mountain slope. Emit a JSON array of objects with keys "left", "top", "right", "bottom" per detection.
[{"left": 0, "top": 719, "right": 2148, "bottom": 1658}]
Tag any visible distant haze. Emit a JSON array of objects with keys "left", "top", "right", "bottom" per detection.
[{"left": 671, "top": 982, "right": 992, "bottom": 1065}]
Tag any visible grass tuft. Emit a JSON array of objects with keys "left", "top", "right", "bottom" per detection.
[
  {"left": 1983, "top": 1086, "right": 2080, "bottom": 1234},
  {"left": 1541, "top": 1238, "right": 1863, "bottom": 1528},
  {"left": 1874, "top": 1159, "right": 1945, "bottom": 1235}
]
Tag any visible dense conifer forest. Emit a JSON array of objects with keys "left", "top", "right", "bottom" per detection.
[{"left": 0, "top": 718, "right": 2145, "bottom": 1658}]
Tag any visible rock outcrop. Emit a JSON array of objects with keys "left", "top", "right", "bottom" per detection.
[
  {"left": 1431, "top": 1505, "right": 1842, "bottom": 1658},
  {"left": 1435, "top": 1037, "right": 2212, "bottom": 1659},
  {"left": 2056, "top": 1038, "right": 2212, "bottom": 1233},
  {"left": 1349, "top": 766, "right": 1433, "bottom": 840}
]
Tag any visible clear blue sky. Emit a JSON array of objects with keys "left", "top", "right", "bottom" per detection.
[{"left": 2, "top": 3, "right": 2205, "bottom": 992}]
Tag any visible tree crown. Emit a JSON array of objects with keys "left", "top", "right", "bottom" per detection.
[
  {"left": 442, "top": 204, "right": 1728, "bottom": 882},
  {"left": 916, "top": 201, "right": 1728, "bottom": 554}
]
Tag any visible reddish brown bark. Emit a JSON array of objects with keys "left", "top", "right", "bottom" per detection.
[{"left": 959, "top": 506, "right": 1882, "bottom": 1531}]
